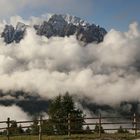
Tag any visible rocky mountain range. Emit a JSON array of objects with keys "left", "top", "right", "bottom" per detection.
[{"left": 1, "top": 14, "right": 107, "bottom": 44}]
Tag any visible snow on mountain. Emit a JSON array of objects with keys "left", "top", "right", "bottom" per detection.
[
  {"left": 1, "top": 14, "right": 107, "bottom": 44},
  {"left": 62, "top": 14, "right": 89, "bottom": 26}
]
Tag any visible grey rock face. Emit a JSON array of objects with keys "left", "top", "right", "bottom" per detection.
[
  {"left": 14, "top": 22, "right": 26, "bottom": 43},
  {"left": 1, "top": 22, "right": 26, "bottom": 44},
  {"left": 35, "top": 14, "right": 107, "bottom": 43},
  {"left": 1, "top": 14, "right": 107, "bottom": 44},
  {"left": 1, "top": 25, "right": 15, "bottom": 43}
]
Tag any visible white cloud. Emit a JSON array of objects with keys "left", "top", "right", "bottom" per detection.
[
  {"left": 0, "top": 105, "right": 30, "bottom": 128},
  {"left": 0, "top": 18, "right": 140, "bottom": 106},
  {"left": 0, "top": 105, "right": 30, "bottom": 121}
]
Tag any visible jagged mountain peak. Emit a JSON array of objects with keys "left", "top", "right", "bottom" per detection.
[
  {"left": 62, "top": 14, "right": 89, "bottom": 26},
  {"left": 48, "top": 14, "right": 89, "bottom": 26},
  {"left": 16, "top": 22, "right": 26, "bottom": 31},
  {"left": 1, "top": 14, "right": 107, "bottom": 44}
]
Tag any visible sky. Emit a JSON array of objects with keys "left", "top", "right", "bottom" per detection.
[{"left": 0, "top": 0, "right": 140, "bottom": 31}]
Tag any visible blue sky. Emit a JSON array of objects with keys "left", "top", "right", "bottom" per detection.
[{"left": 1, "top": 0, "right": 140, "bottom": 31}]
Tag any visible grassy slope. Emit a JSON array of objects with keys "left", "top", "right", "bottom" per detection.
[{"left": 0, "top": 133, "right": 139, "bottom": 140}]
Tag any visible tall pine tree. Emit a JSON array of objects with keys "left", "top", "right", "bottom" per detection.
[{"left": 48, "top": 92, "right": 84, "bottom": 134}]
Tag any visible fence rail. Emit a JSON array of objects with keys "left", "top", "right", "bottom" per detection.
[{"left": 0, "top": 113, "right": 139, "bottom": 140}]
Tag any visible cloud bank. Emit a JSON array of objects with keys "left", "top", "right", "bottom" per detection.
[
  {"left": 0, "top": 18, "right": 140, "bottom": 106},
  {"left": 0, "top": 105, "right": 30, "bottom": 121}
]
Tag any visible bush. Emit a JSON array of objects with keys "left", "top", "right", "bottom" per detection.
[
  {"left": 94, "top": 123, "right": 105, "bottom": 133},
  {"left": 117, "top": 126, "right": 129, "bottom": 133}
]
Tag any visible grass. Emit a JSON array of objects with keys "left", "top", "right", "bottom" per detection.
[{"left": 0, "top": 133, "right": 139, "bottom": 140}]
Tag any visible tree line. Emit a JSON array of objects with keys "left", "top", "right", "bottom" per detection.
[{"left": 0, "top": 92, "right": 129, "bottom": 136}]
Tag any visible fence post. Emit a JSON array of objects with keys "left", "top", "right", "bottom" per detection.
[
  {"left": 99, "top": 114, "right": 101, "bottom": 137},
  {"left": 39, "top": 116, "right": 42, "bottom": 140},
  {"left": 7, "top": 117, "right": 10, "bottom": 140},
  {"left": 68, "top": 113, "right": 71, "bottom": 136},
  {"left": 133, "top": 113, "right": 137, "bottom": 136}
]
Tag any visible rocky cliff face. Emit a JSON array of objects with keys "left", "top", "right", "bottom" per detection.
[
  {"left": 1, "top": 22, "right": 26, "bottom": 43},
  {"left": 1, "top": 14, "right": 107, "bottom": 44}
]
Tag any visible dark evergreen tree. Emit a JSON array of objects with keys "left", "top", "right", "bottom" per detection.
[
  {"left": 42, "top": 120, "right": 54, "bottom": 135},
  {"left": 31, "top": 118, "right": 39, "bottom": 135},
  {"left": 48, "top": 92, "right": 84, "bottom": 134},
  {"left": 117, "top": 126, "right": 129, "bottom": 133},
  {"left": 9, "top": 121, "right": 18, "bottom": 135},
  {"left": 18, "top": 124, "right": 24, "bottom": 134},
  {"left": 25, "top": 128, "right": 31, "bottom": 134},
  {"left": 94, "top": 123, "right": 104, "bottom": 133},
  {"left": 85, "top": 125, "right": 92, "bottom": 134},
  {"left": 8, "top": 121, "right": 24, "bottom": 135}
]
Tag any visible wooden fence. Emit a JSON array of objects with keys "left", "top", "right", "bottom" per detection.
[{"left": 0, "top": 113, "right": 139, "bottom": 140}]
